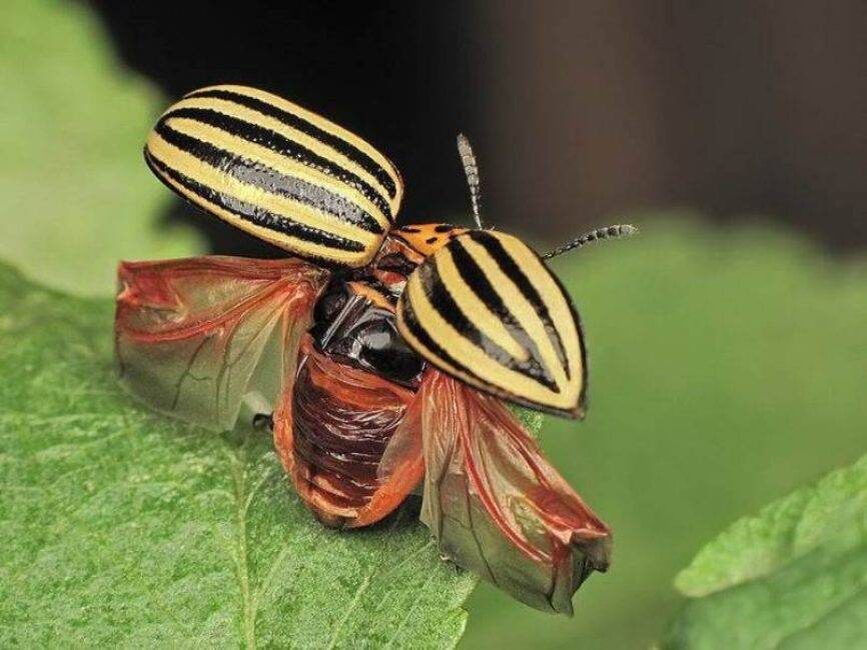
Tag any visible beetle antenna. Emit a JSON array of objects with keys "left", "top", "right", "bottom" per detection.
[
  {"left": 456, "top": 133, "right": 484, "bottom": 229},
  {"left": 541, "top": 224, "right": 638, "bottom": 260}
]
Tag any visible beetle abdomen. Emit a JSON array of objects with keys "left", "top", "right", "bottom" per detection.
[
  {"left": 289, "top": 336, "right": 415, "bottom": 527},
  {"left": 144, "top": 85, "right": 403, "bottom": 267}
]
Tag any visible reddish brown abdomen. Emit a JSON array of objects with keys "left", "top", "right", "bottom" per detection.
[{"left": 282, "top": 336, "right": 416, "bottom": 527}]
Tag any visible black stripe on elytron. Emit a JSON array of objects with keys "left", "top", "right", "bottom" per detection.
[
  {"left": 162, "top": 107, "right": 393, "bottom": 222},
  {"left": 554, "top": 271, "right": 589, "bottom": 414},
  {"left": 447, "top": 239, "right": 559, "bottom": 387},
  {"left": 399, "top": 294, "right": 493, "bottom": 391},
  {"left": 154, "top": 121, "right": 384, "bottom": 235},
  {"left": 466, "top": 230, "right": 571, "bottom": 379},
  {"left": 402, "top": 295, "right": 581, "bottom": 417},
  {"left": 418, "top": 258, "right": 559, "bottom": 392},
  {"left": 144, "top": 149, "right": 365, "bottom": 254},
  {"left": 184, "top": 88, "right": 398, "bottom": 201}
]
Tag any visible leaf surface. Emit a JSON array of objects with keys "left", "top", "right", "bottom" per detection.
[
  {"left": 662, "top": 454, "right": 867, "bottom": 648},
  {"left": 0, "top": 264, "right": 484, "bottom": 648}
]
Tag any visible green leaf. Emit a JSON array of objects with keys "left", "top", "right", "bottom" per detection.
[
  {"left": 674, "top": 455, "right": 867, "bottom": 598},
  {"left": 662, "top": 454, "right": 867, "bottom": 648},
  {"left": 0, "top": 0, "right": 203, "bottom": 297},
  {"left": 0, "top": 263, "right": 483, "bottom": 648}
]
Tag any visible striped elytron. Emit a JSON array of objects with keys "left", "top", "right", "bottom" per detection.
[
  {"left": 145, "top": 84, "right": 402, "bottom": 267},
  {"left": 397, "top": 229, "right": 585, "bottom": 416},
  {"left": 117, "top": 84, "right": 635, "bottom": 615}
]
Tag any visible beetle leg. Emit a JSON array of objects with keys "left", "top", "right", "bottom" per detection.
[{"left": 252, "top": 412, "right": 274, "bottom": 431}]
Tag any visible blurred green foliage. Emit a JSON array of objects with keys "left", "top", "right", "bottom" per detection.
[
  {"left": 462, "top": 217, "right": 867, "bottom": 648},
  {"left": 663, "top": 453, "right": 866, "bottom": 647},
  {"left": 0, "top": 0, "right": 201, "bottom": 296}
]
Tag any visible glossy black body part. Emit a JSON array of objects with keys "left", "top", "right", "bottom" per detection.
[{"left": 310, "top": 281, "right": 425, "bottom": 388}]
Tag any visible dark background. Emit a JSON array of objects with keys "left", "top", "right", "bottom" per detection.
[{"left": 90, "top": 0, "right": 866, "bottom": 255}]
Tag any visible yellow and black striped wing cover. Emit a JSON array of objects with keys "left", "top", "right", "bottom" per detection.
[
  {"left": 144, "top": 85, "right": 403, "bottom": 267},
  {"left": 397, "top": 230, "right": 587, "bottom": 418}
]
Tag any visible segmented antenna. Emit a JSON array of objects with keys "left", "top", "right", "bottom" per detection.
[
  {"left": 541, "top": 224, "right": 638, "bottom": 260},
  {"left": 456, "top": 133, "right": 484, "bottom": 229}
]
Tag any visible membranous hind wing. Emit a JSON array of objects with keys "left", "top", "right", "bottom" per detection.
[
  {"left": 416, "top": 369, "right": 611, "bottom": 615},
  {"left": 115, "top": 256, "right": 329, "bottom": 431}
]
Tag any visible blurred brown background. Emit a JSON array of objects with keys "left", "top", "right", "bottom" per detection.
[{"left": 90, "top": 0, "right": 866, "bottom": 250}]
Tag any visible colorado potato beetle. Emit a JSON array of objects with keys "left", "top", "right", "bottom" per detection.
[{"left": 115, "top": 85, "right": 635, "bottom": 614}]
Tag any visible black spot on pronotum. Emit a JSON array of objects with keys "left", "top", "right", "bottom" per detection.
[
  {"left": 434, "top": 224, "right": 455, "bottom": 233},
  {"left": 426, "top": 237, "right": 438, "bottom": 245}
]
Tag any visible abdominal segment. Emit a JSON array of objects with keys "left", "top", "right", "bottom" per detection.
[{"left": 285, "top": 336, "right": 416, "bottom": 527}]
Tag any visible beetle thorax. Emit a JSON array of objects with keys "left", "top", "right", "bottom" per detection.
[
  {"left": 390, "top": 223, "right": 469, "bottom": 258},
  {"left": 308, "top": 233, "right": 428, "bottom": 388}
]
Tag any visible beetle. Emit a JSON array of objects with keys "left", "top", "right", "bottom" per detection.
[{"left": 115, "top": 85, "right": 635, "bottom": 615}]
